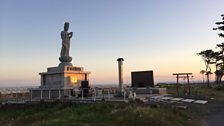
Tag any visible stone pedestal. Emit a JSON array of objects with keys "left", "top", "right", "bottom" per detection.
[
  {"left": 39, "top": 65, "right": 90, "bottom": 89},
  {"left": 59, "top": 56, "right": 73, "bottom": 67},
  {"left": 30, "top": 65, "right": 90, "bottom": 100},
  {"left": 30, "top": 55, "right": 90, "bottom": 100}
]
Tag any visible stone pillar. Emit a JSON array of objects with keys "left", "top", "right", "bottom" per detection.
[
  {"left": 58, "top": 90, "right": 61, "bottom": 99},
  {"left": 69, "top": 89, "right": 71, "bottom": 99},
  {"left": 117, "top": 58, "right": 124, "bottom": 94},
  {"left": 48, "top": 90, "right": 51, "bottom": 99}
]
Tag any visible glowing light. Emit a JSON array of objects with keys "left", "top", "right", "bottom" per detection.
[{"left": 70, "top": 76, "right": 77, "bottom": 85}]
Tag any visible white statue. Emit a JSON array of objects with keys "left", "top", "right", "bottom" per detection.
[{"left": 60, "top": 22, "right": 73, "bottom": 57}]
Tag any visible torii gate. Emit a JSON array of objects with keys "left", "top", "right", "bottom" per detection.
[{"left": 173, "top": 73, "right": 192, "bottom": 95}]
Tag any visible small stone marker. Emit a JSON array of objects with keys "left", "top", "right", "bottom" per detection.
[
  {"left": 161, "top": 97, "right": 173, "bottom": 100},
  {"left": 194, "top": 100, "right": 208, "bottom": 104},
  {"left": 182, "top": 99, "right": 195, "bottom": 103},
  {"left": 150, "top": 96, "right": 163, "bottom": 99},
  {"left": 171, "top": 98, "right": 183, "bottom": 101}
]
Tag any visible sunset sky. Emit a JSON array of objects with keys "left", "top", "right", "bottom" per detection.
[{"left": 0, "top": 0, "right": 224, "bottom": 87}]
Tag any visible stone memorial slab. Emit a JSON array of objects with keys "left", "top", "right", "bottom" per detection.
[
  {"left": 171, "top": 98, "right": 183, "bottom": 101},
  {"left": 161, "top": 97, "right": 173, "bottom": 100},
  {"left": 182, "top": 99, "right": 195, "bottom": 103},
  {"left": 194, "top": 100, "right": 208, "bottom": 104},
  {"left": 150, "top": 95, "right": 163, "bottom": 99}
]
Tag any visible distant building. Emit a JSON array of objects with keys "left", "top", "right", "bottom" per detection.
[{"left": 131, "top": 70, "right": 154, "bottom": 87}]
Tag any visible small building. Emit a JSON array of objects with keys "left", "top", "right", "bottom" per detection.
[{"left": 131, "top": 70, "right": 154, "bottom": 87}]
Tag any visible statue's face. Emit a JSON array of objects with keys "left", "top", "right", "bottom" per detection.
[{"left": 64, "top": 24, "right": 69, "bottom": 31}]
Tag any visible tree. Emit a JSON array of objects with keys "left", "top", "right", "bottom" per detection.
[
  {"left": 197, "top": 49, "right": 215, "bottom": 87},
  {"left": 213, "top": 14, "right": 224, "bottom": 85},
  {"left": 213, "top": 14, "right": 224, "bottom": 38},
  {"left": 198, "top": 15, "right": 224, "bottom": 87},
  {"left": 200, "top": 70, "right": 205, "bottom": 84},
  {"left": 210, "top": 51, "right": 222, "bottom": 84},
  {"left": 214, "top": 44, "right": 224, "bottom": 84}
]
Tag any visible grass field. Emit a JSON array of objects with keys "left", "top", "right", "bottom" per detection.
[
  {"left": 0, "top": 101, "right": 200, "bottom": 126},
  {"left": 1, "top": 84, "right": 223, "bottom": 126},
  {"left": 163, "top": 84, "right": 224, "bottom": 100}
]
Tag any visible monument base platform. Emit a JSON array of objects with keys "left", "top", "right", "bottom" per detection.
[{"left": 30, "top": 65, "right": 90, "bottom": 99}]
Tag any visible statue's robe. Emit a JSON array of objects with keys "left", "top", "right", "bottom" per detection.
[{"left": 60, "top": 30, "right": 70, "bottom": 57}]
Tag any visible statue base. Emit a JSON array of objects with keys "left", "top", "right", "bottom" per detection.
[
  {"left": 59, "top": 56, "right": 72, "bottom": 62},
  {"left": 30, "top": 65, "right": 90, "bottom": 100},
  {"left": 59, "top": 56, "right": 73, "bottom": 67},
  {"left": 30, "top": 55, "right": 91, "bottom": 100},
  {"left": 59, "top": 62, "right": 73, "bottom": 67}
]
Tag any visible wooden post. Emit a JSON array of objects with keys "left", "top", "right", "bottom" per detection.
[
  {"left": 187, "top": 74, "right": 190, "bottom": 94},
  {"left": 176, "top": 75, "right": 179, "bottom": 95}
]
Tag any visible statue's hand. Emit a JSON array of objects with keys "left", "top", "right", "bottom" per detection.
[
  {"left": 69, "top": 32, "right": 73, "bottom": 38},
  {"left": 70, "top": 32, "right": 73, "bottom": 36}
]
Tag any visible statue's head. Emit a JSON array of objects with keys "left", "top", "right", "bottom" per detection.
[{"left": 64, "top": 22, "right": 69, "bottom": 31}]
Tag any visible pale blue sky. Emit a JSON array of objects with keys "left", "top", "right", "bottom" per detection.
[{"left": 0, "top": 0, "right": 224, "bottom": 86}]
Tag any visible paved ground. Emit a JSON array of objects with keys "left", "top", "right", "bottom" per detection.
[
  {"left": 147, "top": 95, "right": 224, "bottom": 126},
  {"left": 202, "top": 101, "right": 224, "bottom": 126}
]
